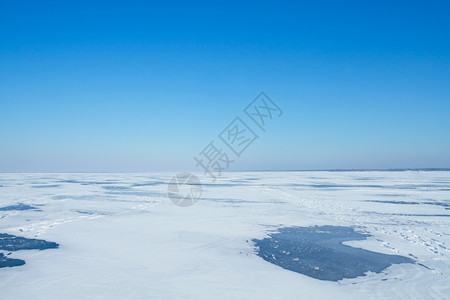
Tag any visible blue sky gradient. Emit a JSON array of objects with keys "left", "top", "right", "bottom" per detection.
[{"left": 1, "top": 0, "right": 449, "bottom": 172}]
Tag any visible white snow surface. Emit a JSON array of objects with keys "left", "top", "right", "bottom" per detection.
[{"left": 0, "top": 171, "right": 449, "bottom": 299}]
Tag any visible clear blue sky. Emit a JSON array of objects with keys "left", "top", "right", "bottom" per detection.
[{"left": 1, "top": 0, "right": 449, "bottom": 172}]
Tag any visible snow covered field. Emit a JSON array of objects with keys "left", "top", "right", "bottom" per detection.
[{"left": 1, "top": 171, "right": 449, "bottom": 299}]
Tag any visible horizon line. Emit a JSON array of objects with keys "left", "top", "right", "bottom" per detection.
[{"left": 1, "top": 168, "right": 450, "bottom": 174}]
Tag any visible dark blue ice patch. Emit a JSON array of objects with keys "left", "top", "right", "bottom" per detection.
[
  {"left": 0, "top": 233, "right": 59, "bottom": 251},
  {"left": 131, "top": 181, "right": 166, "bottom": 187},
  {"left": 57, "top": 180, "right": 122, "bottom": 185},
  {"left": 0, "top": 253, "right": 25, "bottom": 268},
  {"left": 103, "top": 185, "right": 131, "bottom": 191},
  {"left": 364, "top": 200, "right": 450, "bottom": 208},
  {"left": 200, "top": 183, "right": 242, "bottom": 187},
  {"left": 57, "top": 179, "right": 82, "bottom": 184},
  {"left": 0, "top": 233, "right": 59, "bottom": 269},
  {"left": 0, "top": 203, "right": 40, "bottom": 211},
  {"left": 31, "top": 184, "right": 61, "bottom": 188},
  {"left": 253, "top": 226, "right": 414, "bottom": 281}
]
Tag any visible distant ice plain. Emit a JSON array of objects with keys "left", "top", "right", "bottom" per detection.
[{"left": 0, "top": 171, "right": 449, "bottom": 299}]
